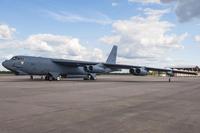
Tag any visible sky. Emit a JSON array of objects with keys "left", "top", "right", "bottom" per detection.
[{"left": 1, "top": 0, "right": 200, "bottom": 70}]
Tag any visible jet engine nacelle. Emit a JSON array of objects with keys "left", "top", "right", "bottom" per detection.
[
  {"left": 84, "top": 66, "right": 90, "bottom": 72},
  {"left": 84, "top": 64, "right": 107, "bottom": 73},
  {"left": 88, "top": 65, "right": 106, "bottom": 73},
  {"left": 129, "top": 67, "right": 148, "bottom": 76},
  {"left": 167, "top": 71, "right": 174, "bottom": 77}
]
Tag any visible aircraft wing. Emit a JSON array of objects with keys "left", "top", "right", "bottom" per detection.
[
  {"left": 52, "top": 59, "right": 197, "bottom": 75},
  {"left": 52, "top": 59, "right": 98, "bottom": 67},
  {"left": 104, "top": 63, "right": 198, "bottom": 75},
  {"left": 145, "top": 67, "right": 197, "bottom": 75}
]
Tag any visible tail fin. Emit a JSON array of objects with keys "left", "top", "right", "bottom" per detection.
[{"left": 106, "top": 45, "right": 117, "bottom": 64}]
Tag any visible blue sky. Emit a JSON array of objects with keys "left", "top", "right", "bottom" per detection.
[{"left": 0, "top": 0, "right": 200, "bottom": 70}]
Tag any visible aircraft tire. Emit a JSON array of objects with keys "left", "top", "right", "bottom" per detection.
[
  {"left": 48, "top": 76, "right": 53, "bottom": 81},
  {"left": 90, "top": 76, "right": 95, "bottom": 80},
  {"left": 83, "top": 74, "right": 96, "bottom": 80},
  {"left": 45, "top": 75, "right": 49, "bottom": 80},
  {"left": 83, "top": 75, "right": 90, "bottom": 80},
  {"left": 83, "top": 77, "right": 89, "bottom": 80},
  {"left": 89, "top": 74, "right": 96, "bottom": 80},
  {"left": 56, "top": 76, "right": 61, "bottom": 81}
]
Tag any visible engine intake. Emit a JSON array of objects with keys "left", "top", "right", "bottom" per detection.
[
  {"left": 84, "top": 64, "right": 108, "bottom": 73},
  {"left": 167, "top": 71, "right": 174, "bottom": 76},
  {"left": 84, "top": 66, "right": 90, "bottom": 72},
  {"left": 129, "top": 67, "right": 148, "bottom": 76}
]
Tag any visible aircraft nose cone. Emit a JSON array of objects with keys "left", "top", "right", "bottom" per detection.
[
  {"left": 2, "top": 61, "right": 6, "bottom": 67},
  {"left": 2, "top": 60, "right": 8, "bottom": 68}
]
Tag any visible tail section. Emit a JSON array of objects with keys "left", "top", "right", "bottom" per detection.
[{"left": 106, "top": 45, "right": 118, "bottom": 64}]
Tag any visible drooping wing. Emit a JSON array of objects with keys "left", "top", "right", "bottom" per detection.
[
  {"left": 52, "top": 59, "right": 197, "bottom": 75},
  {"left": 103, "top": 63, "right": 141, "bottom": 69},
  {"left": 52, "top": 59, "right": 99, "bottom": 67},
  {"left": 145, "top": 67, "right": 197, "bottom": 75},
  {"left": 103, "top": 63, "right": 198, "bottom": 75}
]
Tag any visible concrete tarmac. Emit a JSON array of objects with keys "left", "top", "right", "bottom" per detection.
[{"left": 0, "top": 75, "right": 200, "bottom": 133}]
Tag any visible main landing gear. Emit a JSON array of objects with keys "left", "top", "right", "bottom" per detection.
[
  {"left": 29, "top": 74, "right": 61, "bottom": 81},
  {"left": 45, "top": 73, "right": 61, "bottom": 81},
  {"left": 83, "top": 74, "right": 96, "bottom": 80},
  {"left": 45, "top": 75, "right": 61, "bottom": 81}
]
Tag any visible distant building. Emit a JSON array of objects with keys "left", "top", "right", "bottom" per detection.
[{"left": 169, "top": 65, "right": 200, "bottom": 76}]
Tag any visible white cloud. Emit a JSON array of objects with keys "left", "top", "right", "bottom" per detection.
[
  {"left": 0, "top": 24, "right": 106, "bottom": 70},
  {"left": 143, "top": 8, "right": 170, "bottom": 17},
  {"left": 128, "top": 0, "right": 160, "bottom": 4},
  {"left": 100, "top": 8, "right": 187, "bottom": 65},
  {"left": 24, "top": 34, "right": 105, "bottom": 61},
  {"left": 100, "top": 35, "right": 121, "bottom": 45},
  {"left": 0, "top": 33, "right": 105, "bottom": 66},
  {"left": 26, "top": 34, "right": 81, "bottom": 56},
  {"left": 161, "top": 0, "right": 200, "bottom": 22},
  {"left": 194, "top": 35, "right": 200, "bottom": 42},
  {"left": 112, "top": 2, "right": 118, "bottom": 6},
  {"left": 130, "top": 0, "right": 200, "bottom": 22},
  {"left": 45, "top": 11, "right": 113, "bottom": 25},
  {"left": 0, "top": 24, "right": 16, "bottom": 39}
]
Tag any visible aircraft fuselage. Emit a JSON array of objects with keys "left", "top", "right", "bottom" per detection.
[{"left": 2, "top": 56, "right": 88, "bottom": 76}]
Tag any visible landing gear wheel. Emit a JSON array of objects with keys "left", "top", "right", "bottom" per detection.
[
  {"left": 83, "top": 78, "right": 88, "bottom": 80},
  {"left": 83, "top": 74, "right": 96, "bottom": 80},
  {"left": 90, "top": 75, "right": 96, "bottom": 80},
  {"left": 83, "top": 75, "right": 91, "bottom": 80},
  {"left": 45, "top": 75, "right": 49, "bottom": 80},
  {"left": 45, "top": 74, "right": 61, "bottom": 81},
  {"left": 45, "top": 75, "right": 54, "bottom": 81},
  {"left": 56, "top": 76, "right": 61, "bottom": 81},
  {"left": 49, "top": 76, "right": 53, "bottom": 81}
]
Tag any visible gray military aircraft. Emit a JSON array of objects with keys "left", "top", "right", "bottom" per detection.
[{"left": 2, "top": 45, "right": 197, "bottom": 81}]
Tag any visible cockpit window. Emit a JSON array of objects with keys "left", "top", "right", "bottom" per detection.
[
  {"left": 11, "top": 56, "right": 24, "bottom": 60},
  {"left": 11, "top": 57, "right": 17, "bottom": 60}
]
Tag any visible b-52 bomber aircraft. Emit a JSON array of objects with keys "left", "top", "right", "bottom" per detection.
[{"left": 2, "top": 45, "right": 197, "bottom": 81}]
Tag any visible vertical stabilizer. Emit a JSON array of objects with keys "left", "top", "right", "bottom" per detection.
[{"left": 106, "top": 45, "right": 117, "bottom": 64}]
